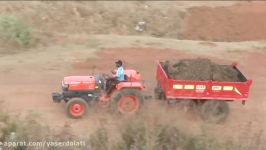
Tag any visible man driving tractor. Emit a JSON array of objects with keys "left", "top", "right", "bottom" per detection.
[
  {"left": 52, "top": 59, "right": 145, "bottom": 118},
  {"left": 105, "top": 60, "right": 125, "bottom": 95}
]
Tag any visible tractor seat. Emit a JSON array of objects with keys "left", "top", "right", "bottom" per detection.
[
  {"left": 118, "top": 75, "right": 128, "bottom": 83},
  {"left": 123, "top": 74, "right": 128, "bottom": 81}
]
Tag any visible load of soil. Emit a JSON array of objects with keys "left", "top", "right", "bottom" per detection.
[{"left": 162, "top": 58, "right": 240, "bottom": 82}]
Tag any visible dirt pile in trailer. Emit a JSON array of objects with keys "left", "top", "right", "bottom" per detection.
[{"left": 162, "top": 58, "right": 240, "bottom": 82}]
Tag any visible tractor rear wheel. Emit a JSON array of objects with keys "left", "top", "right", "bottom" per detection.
[
  {"left": 200, "top": 100, "right": 229, "bottom": 123},
  {"left": 66, "top": 98, "right": 88, "bottom": 119},
  {"left": 111, "top": 88, "right": 143, "bottom": 114}
]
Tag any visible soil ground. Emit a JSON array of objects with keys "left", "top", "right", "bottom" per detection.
[
  {"left": 0, "top": 35, "right": 266, "bottom": 141},
  {"left": 181, "top": 1, "right": 266, "bottom": 41}
]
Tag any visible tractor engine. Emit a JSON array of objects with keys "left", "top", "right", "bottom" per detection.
[{"left": 53, "top": 75, "right": 104, "bottom": 103}]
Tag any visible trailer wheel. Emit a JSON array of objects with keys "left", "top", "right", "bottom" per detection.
[
  {"left": 111, "top": 88, "right": 143, "bottom": 114},
  {"left": 66, "top": 98, "right": 88, "bottom": 119},
  {"left": 180, "top": 100, "right": 198, "bottom": 113},
  {"left": 200, "top": 100, "right": 229, "bottom": 123}
]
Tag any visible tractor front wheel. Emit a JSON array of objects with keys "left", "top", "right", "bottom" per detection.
[
  {"left": 111, "top": 89, "right": 143, "bottom": 114},
  {"left": 200, "top": 100, "right": 229, "bottom": 123},
  {"left": 66, "top": 98, "right": 88, "bottom": 119}
]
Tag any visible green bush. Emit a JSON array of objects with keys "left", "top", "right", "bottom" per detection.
[{"left": 0, "top": 15, "right": 32, "bottom": 47}]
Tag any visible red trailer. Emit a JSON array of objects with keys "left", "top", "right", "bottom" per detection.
[{"left": 155, "top": 62, "right": 252, "bottom": 123}]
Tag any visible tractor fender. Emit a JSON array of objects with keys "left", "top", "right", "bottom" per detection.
[{"left": 116, "top": 82, "right": 145, "bottom": 90}]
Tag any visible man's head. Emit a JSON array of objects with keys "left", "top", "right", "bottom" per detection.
[{"left": 115, "top": 60, "right": 123, "bottom": 68}]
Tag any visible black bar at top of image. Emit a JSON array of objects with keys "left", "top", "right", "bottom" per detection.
[{"left": 0, "top": 0, "right": 257, "bottom": 2}]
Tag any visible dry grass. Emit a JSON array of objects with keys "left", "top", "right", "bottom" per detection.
[
  {"left": 0, "top": 100, "right": 265, "bottom": 150},
  {"left": 88, "top": 114, "right": 266, "bottom": 150},
  {"left": 0, "top": 102, "right": 84, "bottom": 150},
  {"left": 0, "top": 2, "right": 185, "bottom": 39}
]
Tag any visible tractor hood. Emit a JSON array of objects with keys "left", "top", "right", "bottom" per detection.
[
  {"left": 63, "top": 76, "right": 96, "bottom": 90},
  {"left": 63, "top": 76, "right": 95, "bottom": 84}
]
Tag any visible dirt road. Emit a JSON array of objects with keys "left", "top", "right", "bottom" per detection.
[{"left": 0, "top": 35, "right": 265, "bottom": 140}]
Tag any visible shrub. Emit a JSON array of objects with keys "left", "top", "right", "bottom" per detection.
[
  {"left": 89, "top": 127, "right": 109, "bottom": 150},
  {"left": 0, "top": 15, "right": 33, "bottom": 47},
  {"left": 185, "top": 132, "right": 222, "bottom": 150},
  {"left": 110, "top": 120, "right": 149, "bottom": 150},
  {"left": 153, "top": 125, "right": 187, "bottom": 150}
]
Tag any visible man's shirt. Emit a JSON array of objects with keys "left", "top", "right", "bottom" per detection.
[{"left": 116, "top": 66, "right": 124, "bottom": 81}]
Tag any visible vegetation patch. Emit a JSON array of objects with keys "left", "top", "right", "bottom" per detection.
[{"left": 0, "top": 15, "right": 33, "bottom": 47}]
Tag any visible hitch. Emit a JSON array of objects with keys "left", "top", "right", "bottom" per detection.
[{"left": 144, "top": 95, "right": 152, "bottom": 100}]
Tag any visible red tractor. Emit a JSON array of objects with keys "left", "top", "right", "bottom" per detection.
[{"left": 52, "top": 69, "right": 145, "bottom": 119}]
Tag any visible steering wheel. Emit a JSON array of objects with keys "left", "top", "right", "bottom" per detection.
[
  {"left": 111, "top": 69, "right": 116, "bottom": 75},
  {"left": 102, "top": 73, "right": 111, "bottom": 80}
]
